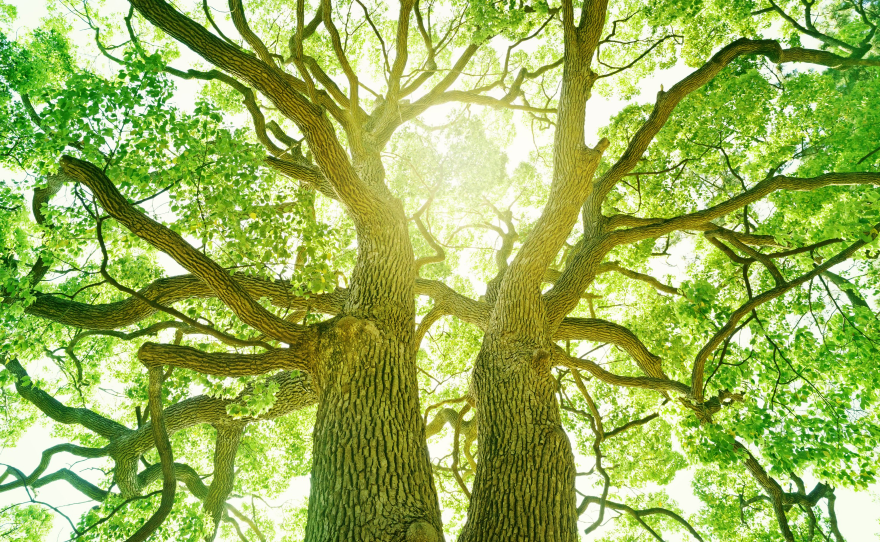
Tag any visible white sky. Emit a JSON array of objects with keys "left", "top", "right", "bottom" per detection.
[{"left": 1, "top": 0, "right": 879, "bottom": 540}]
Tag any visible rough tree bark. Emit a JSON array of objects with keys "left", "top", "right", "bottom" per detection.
[
  {"left": 4, "top": 0, "right": 880, "bottom": 539},
  {"left": 458, "top": 2, "right": 609, "bottom": 539}
]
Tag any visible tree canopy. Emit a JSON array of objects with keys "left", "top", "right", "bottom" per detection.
[{"left": 1, "top": 0, "right": 879, "bottom": 540}]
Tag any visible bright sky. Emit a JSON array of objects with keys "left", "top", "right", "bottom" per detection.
[{"left": 1, "top": 0, "right": 879, "bottom": 541}]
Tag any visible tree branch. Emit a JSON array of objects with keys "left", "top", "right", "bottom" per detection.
[
  {"left": 138, "top": 342, "right": 314, "bottom": 376},
  {"left": 692, "top": 228, "right": 879, "bottom": 402},
  {"left": 124, "top": 367, "right": 176, "bottom": 542},
  {"left": 59, "top": 155, "right": 310, "bottom": 344},
  {"left": 1, "top": 358, "right": 130, "bottom": 440},
  {"left": 608, "top": 172, "right": 880, "bottom": 246},
  {"left": 25, "top": 274, "right": 345, "bottom": 331},
  {"left": 595, "top": 40, "right": 880, "bottom": 203},
  {"left": 555, "top": 345, "right": 690, "bottom": 395},
  {"left": 555, "top": 318, "right": 667, "bottom": 379}
]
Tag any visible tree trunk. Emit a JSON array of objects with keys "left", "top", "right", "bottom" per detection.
[
  {"left": 305, "top": 214, "right": 443, "bottom": 542},
  {"left": 458, "top": 335, "right": 578, "bottom": 542}
]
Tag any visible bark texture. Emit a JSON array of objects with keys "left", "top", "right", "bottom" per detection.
[
  {"left": 6, "top": 0, "right": 880, "bottom": 539},
  {"left": 459, "top": 340, "right": 576, "bottom": 541},
  {"left": 307, "top": 316, "right": 441, "bottom": 542}
]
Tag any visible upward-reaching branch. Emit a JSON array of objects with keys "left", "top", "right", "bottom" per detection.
[
  {"left": 386, "top": 0, "right": 416, "bottom": 105},
  {"left": 486, "top": 0, "right": 611, "bottom": 338},
  {"left": 125, "top": 367, "right": 176, "bottom": 542},
  {"left": 228, "top": 0, "right": 276, "bottom": 66},
  {"left": 594, "top": 39, "right": 880, "bottom": 204},
  {"left": 126, "top": 0, "right": 384, "bottom": 226},
  {"left": 59, "top": 156, "right": 308, "bottom": 345}
]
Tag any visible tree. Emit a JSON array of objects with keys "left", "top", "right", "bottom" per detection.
[{"left": 1, "top": 0, "right": 879, "bottom": 540}]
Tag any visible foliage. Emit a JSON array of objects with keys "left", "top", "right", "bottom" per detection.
[{"left": 0, "top": 0, "right": 879, "bottom": 540}]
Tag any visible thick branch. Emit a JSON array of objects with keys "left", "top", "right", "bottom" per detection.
[
  {"left": 138, "top": 342, "right": 314, "bottom": 376},
  {"left": 555, "top": 318, "right": 667, "bottom": 379},
  {"left": 228, "top": 0, "right": 275, "bottom": 66},
  {"left": 203, "top": 425, "right": 243, "bottom": 534},
  {"left": 25, "top": 274, "right": 345, "bottom": 330},
  {"left": 126, "top": 0, "right": 384, "bottom": 226},
  {"left": 110, "top": 371, "right": 315, "bottom": 465},
  {"left": 609, "top": 172, "right": 880, "bottom": 246},
  {"left": 555, "top": 346, "right": 691, "bottom": 395},
  {"left": 386, "top": 0, "right": 416, "bottom": 104},
  {"left": 60, "top": 156, "right": 307, "bottom": 344},
  {"left": 2, "top": 358, "right": 130, "bottom": 440},
  {"left": 595, "top": 40, "right": 880, "bottom": 202},
  {"left": 31, "top": 468, "right": 110, "bottom": 502},
  {"left": 124, "top": 367, "right": 175, "bottom": 542}
]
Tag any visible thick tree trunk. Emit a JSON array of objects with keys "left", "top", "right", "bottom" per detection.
[
  {"left": 305, "top": 211, "right": 443, "bottom": 542},
  {"left": 458, "top": 335, "right": 578, "bottom": 542}
]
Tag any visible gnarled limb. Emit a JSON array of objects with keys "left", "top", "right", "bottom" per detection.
[
  {"left": 415, "top": 279, "right": 490, "bottom": 330},
  {"left": 734, "top": 440, "right": 814, "bottom": 542},
  {"left": 384, "top": 0, "right": 416, "bottom": 105},
  {"left": 578, "top": 496, "right": 705, "bottom": 541},
  {"left": 827, "top": 490, "right": 845, "bottom": 542},
  {"left": 318, "top": 0, "right": 366, "bottom": 149},
  {"left": 26, "top": 273, "right": 345, "bottom": 331},
  {"left": 707, "top": 230, "right": 786, "bottom": 285},
  {"left": 569, "top": 368, "right": 611, "bottom": 537},
  {"left": 414, "top": 305, "right": 445, "bottom": 353},
  {"left": 555, "top": 345, "right": 691, "bottom": 396},
  {"left": 30, "top": 468, "right": 110, "bottom": 502},
  {"left": 484, "top": 0, "right": 611, "bottom": 340},
  {"left": 111, "top": 371, "right": 315, "bottom": 462},
  {"left": 203, "top": 425, "right": 244, "bottom": 538},
  {"left": 6, "top": 355, "right": 315, "bottom": 499},
  {"left": 93, "top": 219, "right": 273, "bottom": 351},
  {"left": 137, "top": 461, "right": 208, "bottom": 499},
  {"left": 481, "top": 205, "right": 518, "bottom": 304},
  {"left": 125, "top": 0, "right": 385, "bottom": 227}
]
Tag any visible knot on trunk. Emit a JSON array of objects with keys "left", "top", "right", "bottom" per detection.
[
  {"left": 335, "top": 315, "right": 382, "bottom": 341},
  {"left": 531, "top": 348, "right": 551, "bottom": 371},
  {"left": 336, "top": 315, "right": 362, "bottom": 339},
  {"left": 406, "top": 520, "right": 438, "bottom": 542}
]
